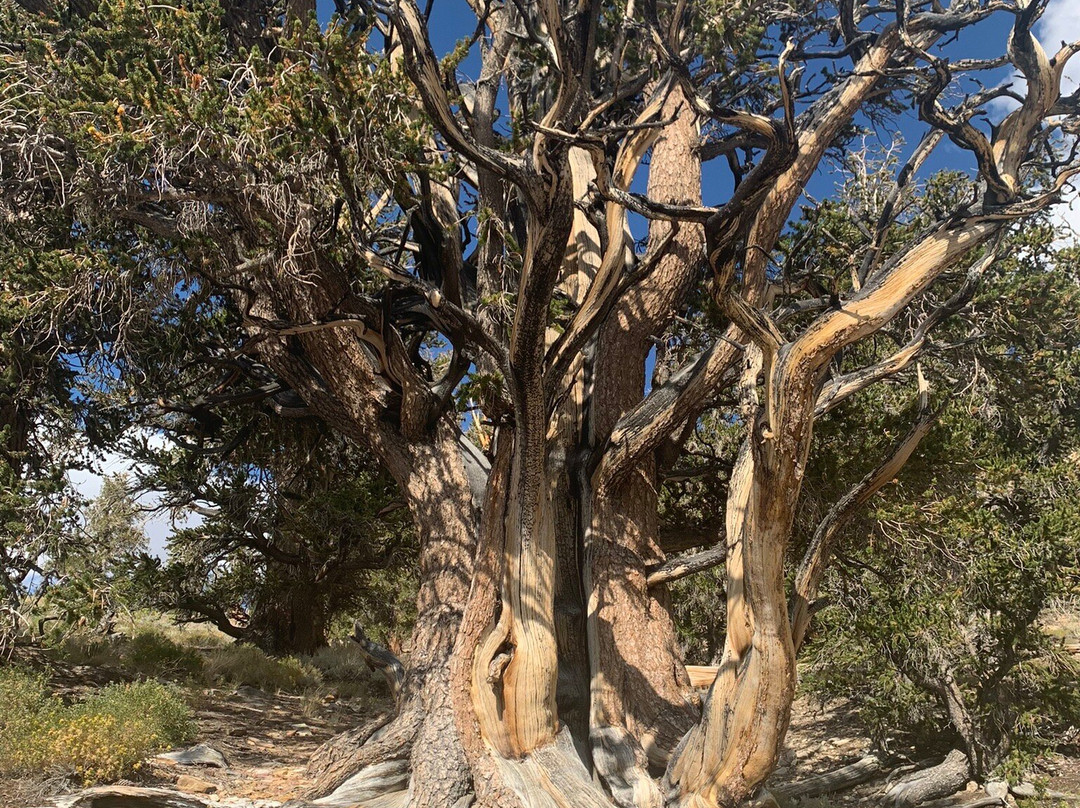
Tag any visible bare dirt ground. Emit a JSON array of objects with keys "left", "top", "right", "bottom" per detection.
[
  {"left": 3, "top": 655, "right": 1077, "bottom": 808},
  {"left": 0, "top": 656, "right": 390, "bottom": 808},
  {"left": 146, "top": 684, "right": 383, "bottom": 803},
  {"left": 772, "top": 699, "right": 1080, "bottom": 808}
]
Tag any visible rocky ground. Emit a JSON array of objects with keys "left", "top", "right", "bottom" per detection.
[
  {"left": 3, "top": 660, "right": 1078, "bottom": 808},
  {"left": 0, "top": 658, "right": 382, "bottom": 808}
]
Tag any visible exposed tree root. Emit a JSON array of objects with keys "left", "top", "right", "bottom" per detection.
[
  {"left": 306, "top": 709, "right": 417, "bottom": 798},
  {"left": 918, "top": 794, "right": 1005, "bottom": 808},
  {"left": 493, "top": 728, "right": 618, "bottom": 808},
  {"left": 309, "top": 759, "right": 410, "bottom": 807}
]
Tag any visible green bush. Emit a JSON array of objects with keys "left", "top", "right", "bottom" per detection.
[
  {"left": 203, "top": 643, "right": 321, "bottom": 692},
  {"left": 124, "top": 631, "right": 204, "bottom": 679},
  {"left": 50, "top": 628, "right": 206, "bottom": 681},
  {"left": 0, "top": 668, "right": 195, "bottom": 784},
  {"left": 77, "top": 680, "right": 196, "bottom": 750}
]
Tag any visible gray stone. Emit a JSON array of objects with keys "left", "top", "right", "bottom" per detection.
[
  {"left": 1010, "top": 782, "right": 1037, "bottom": 799},
  {"left": 234, "top": 685, "right": 270, "bottom": 702},
  {"left": 985, "top": 781, "right": 1009, "bottom": 799},
  {"left": 156, "top": 743, "right": 229, "bottom": 768}
]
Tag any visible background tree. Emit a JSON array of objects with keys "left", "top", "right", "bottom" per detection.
[
  {"left": 30, "top": 475, "right": 148, "bottom": 639},
  {"left": 800, "top": 226, "right": 1080, "bottom": 788},
  {"left": 0, "top": 168, "right": 110, "bottom": 652},
  {"left": 127, "top": 422, "right": 418, "bottom": 655},
  {"left": 2, "top": 0, "right": 1079, "bottom": 806}
]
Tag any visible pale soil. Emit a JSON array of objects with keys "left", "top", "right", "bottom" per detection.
[{"left": 0, "top": 655, "right": 389, "bottom": 808}]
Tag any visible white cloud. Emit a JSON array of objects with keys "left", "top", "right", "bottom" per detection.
[
  {"left": 67, "top": 442, "right": 202, "bottom": 560},
  {"left": 1038, "top": 0, "right": 1080, "bottom": 246},
  {"left": 1038, "top": 1, "right": 1080, "bottom": 98}
]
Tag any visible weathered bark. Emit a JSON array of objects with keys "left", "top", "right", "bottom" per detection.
[
  {"left": 770, "top": 755, "right": 884, "bottom": 802},
  {"left": 550, "top": 146, "right": 601, "bottom": 756},
  {"left": 647, "top": 547, "right": 728, "bottom": 588},
  {"left": 40, "top": 786, "right": 212, "bottom": 808},
  {"left": 306, "top": 427, "right": 477, "bottom": 805},
  {"left": 10, "top": 0, "right": 1071, "bottom": 804},
  {"left": 663, "top": 421, "right": 799, "bottom": 808},
  {"left": 585, "top": 83, "right": 705, "bottom": 805},
  {"left": 884, "top": 750, "right": 971, "bottom": 807},
  {"left": 350, "top": 622, "right": 406, "bottom": 702}
]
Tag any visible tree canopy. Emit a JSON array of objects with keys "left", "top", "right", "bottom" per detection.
[{"left": 1, "top": 0, "right": 1079, "bottom": 805}]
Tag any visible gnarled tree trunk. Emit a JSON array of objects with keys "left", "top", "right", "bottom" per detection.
[{"left": 7, "top": 0, "right": 1073, "bottom": 805}]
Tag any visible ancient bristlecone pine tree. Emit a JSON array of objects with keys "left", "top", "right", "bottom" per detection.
[{"left": 3, "top": 0, "right": 1079, "bottom": 804}]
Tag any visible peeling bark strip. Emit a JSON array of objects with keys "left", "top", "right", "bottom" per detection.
[{"left": 6, "top": 0, "right": 1080, "bottom": 805}]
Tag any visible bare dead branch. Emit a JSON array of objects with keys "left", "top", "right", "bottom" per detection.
[
  {"left": 792, "top": 368, "right": 938, "bottom": 652},
  {"left": 647, "top": 545, "right": 727, "bottom": 587}
]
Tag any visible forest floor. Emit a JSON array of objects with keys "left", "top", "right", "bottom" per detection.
[{"left": 3, "top": 614, "right": 1079, "bottom": 808}]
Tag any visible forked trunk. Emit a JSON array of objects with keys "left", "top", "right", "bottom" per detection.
[{"left": 662, "top": 440, "right": 798, "bottom": 807}]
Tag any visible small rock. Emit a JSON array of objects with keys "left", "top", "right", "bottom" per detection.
[
  {"left": 985, "top": 781, "right": 1009, "bottom": 799},
  {"left": 1010, "top": 782, "right": 1037, "bottom": 799},
  {"left": 156, "top": 743, "right": 229, "bottom": 768},
  {"left": 176, "top": 774, "right": 218, "bottom": 794}
]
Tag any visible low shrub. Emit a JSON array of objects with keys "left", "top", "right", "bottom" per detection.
[
  {"left": 50, "top": 628, "right": 207, "bottom": 682},
  {"left": 0, "top": 668, "right": 195, "bottom": 784},
  {"left": 306, "top": 642, "right": 369, "bottom": 682},
  {"left": 51, "top": 632, "right": 125, "bottom": 668},
  {"left": 124, "top": 631, "right": 204, "bottom": 679},
  {"left": 203, "top": 643, "right": 321, "bottom": 692},
  {"left": 78, "top": 680, "right": 196, "bottom": 749}
]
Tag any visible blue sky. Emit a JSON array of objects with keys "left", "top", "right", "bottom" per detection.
[
  {"left": 70, "top": 0, "right": 1080, "bottom": 553},
  {"left": 311, "top": 0, "right": 1076, "bottom": 211}
]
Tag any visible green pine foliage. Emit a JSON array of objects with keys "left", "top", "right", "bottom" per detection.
[{"left": 798, "top": 200, "right": 1080, "bottom": 776}]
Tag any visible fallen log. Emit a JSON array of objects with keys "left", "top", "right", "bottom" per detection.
[
  {"left": 42, "top": 786, "right": 209, "bottom": 808},
  {"left": 884, "top": 750, "right": 970, "bottom": 807},
  {"left": 771, "top": 754, "right": 884, "bottom": 802},
  {"left": 685, "top": 664, "right": 719, "bottom": 689}
]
